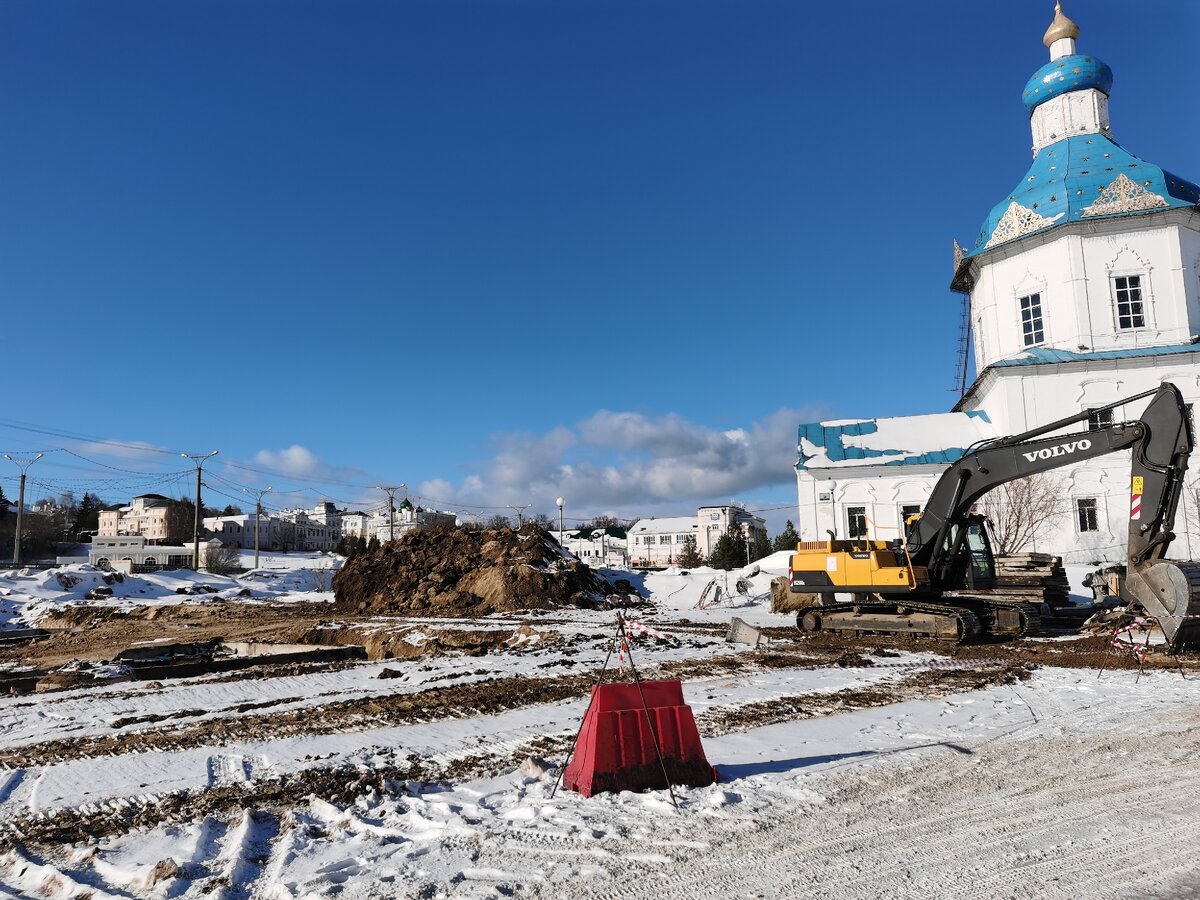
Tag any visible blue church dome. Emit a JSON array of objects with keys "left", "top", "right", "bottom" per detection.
[{"left": 1022, "top": 54, "right": 1112, "bottom": 113}]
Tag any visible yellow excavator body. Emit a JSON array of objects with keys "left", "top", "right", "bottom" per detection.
[{"left": 788, "top": 539, "right": 928, "bottom": 595}]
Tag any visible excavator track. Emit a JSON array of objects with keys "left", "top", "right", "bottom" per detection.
[
  {"left": 796, "top": 600, "right": 982, "bottom": 644},
  {"left": 796, "top": 595, "right": 1038, "bottom": 644}
]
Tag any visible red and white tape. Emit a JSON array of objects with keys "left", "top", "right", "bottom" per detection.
[{"left": 623, "top": 620, "right": 674, "bottom": 643}]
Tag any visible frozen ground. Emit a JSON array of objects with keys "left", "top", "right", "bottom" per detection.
[{"left": 0, "top": 557, "right": 1194, "bottom": 899}]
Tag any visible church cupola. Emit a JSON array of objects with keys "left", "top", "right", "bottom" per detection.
[{"left": 958, "top": 3, "right": 1199, "bottom": 260}]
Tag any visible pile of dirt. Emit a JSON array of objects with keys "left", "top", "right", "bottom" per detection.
[{"left": 332, "top": 525, "right": 615, "bottom": 616}]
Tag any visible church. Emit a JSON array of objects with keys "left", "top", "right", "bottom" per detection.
[{"left": 794, "top": 3, "right": 1200, "bottom": 565}]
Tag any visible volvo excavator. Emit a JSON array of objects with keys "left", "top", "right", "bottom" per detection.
[{"left": 787, "top": 382, "right": 1200, "bottom": 653}]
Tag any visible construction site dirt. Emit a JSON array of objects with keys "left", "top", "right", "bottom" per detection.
[{"left": 1, "top": 549, "right": 1197, "bottom": 898}]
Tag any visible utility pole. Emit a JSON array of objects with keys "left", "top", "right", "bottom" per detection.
[
  {"left": 243, "top": 485, "right": 272, "bottom": 570},
  {"left": 376, "top": 485, "right": 401, "bottom": 542},
  {"left": 506, "top": 504, "right": 531, "bottom": 528},
  {"left": 182, "top": 451, "right": 219, "bottom": 570},
  {"left": 4, "top": 453, "right": 44, "bottom": 566}
]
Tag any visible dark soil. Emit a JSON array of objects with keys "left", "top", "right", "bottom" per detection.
[{"left": 333, "top": 525, "right": 617, "bottom": 616}]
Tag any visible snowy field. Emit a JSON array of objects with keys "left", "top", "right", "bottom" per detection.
[{"left": 0, "top": 555, "right": 1194, "bottom": 899}]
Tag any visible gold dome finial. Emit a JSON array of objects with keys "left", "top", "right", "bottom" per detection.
[{"left": 1043, "top": 1, "right": 1080, "bottom": 48}]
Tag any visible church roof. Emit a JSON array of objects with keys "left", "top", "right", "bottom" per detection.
[
  {"left": 968, "top": 134, "right": 1200, "bottom": 256},
  {"left": 953, "top": 341, "right": 1200, "bottom": 411},
  {"left": 796, "top": 410, "right": 995, "bottom": 471}
]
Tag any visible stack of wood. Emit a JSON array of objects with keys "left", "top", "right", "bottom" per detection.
[{"left": 984, "top": 553, "right": 1072, "bottom": 609}]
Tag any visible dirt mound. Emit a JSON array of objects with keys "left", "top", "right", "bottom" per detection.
[{"left": 332, "top": 525, "right": 614, "bottom": 616}]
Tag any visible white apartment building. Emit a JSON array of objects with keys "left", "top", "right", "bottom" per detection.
[
  {"left": 628, "top": 505, "right": 769, "bottom": 566},
  {"left": 97, "top": 494, "right": 173, "bottom": 543},
  {"left": 202, "top": 513, "right": 279, "bottom": 550},
  {"left": 563, "top": 528, "right": 628, "bottom": 568}
]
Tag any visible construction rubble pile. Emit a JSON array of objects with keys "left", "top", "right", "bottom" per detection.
[{"left": 333, "top": 524, "right": 616, "bottom": 616}]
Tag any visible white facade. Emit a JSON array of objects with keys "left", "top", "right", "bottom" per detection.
[
  {"left": 969, "top": 218, "right": 1200, "bottom": 376},
  {"left": 564, "top": 529, "right": 628, "bottom": 568},
  {"left": 202, "top": 513, "right": 279, "bottom": 550},
  {"left": 97, "top": 494, "right": 174, "bottom": 542},
  {"left": 627, "top": 516, "right": 696, "bottom": 567},
  {"left": 628, "top": 505, "right": 767, "bottom": 566},
  {"left": 369, "top": 503, "right": 457, "bottom": 542},
  {"left": 695, "top": 505, "right": 768, "bottom": 559}
]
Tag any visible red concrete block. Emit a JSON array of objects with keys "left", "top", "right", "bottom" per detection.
[{"left": 563, "top": 679, "right": 717, "bottom": 798}]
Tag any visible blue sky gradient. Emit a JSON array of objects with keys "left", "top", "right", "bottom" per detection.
[{"left": 2, "top": 0, "right": 1196, "bottom": 528}]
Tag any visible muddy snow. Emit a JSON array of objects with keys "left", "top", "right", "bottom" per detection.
[{"left": 0, "top": 552, "right": 1195, "bottom": 899}]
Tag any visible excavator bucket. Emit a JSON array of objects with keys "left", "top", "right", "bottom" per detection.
[{"left": 1124, "top": 560, "right": 1200, "bottom": 653}]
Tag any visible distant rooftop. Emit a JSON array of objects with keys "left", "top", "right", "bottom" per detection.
[{"left": 628, "top": 516, "right": 697, "bottom": 535}]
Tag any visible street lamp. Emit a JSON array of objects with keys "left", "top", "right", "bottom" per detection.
[
  {"left": 182, "top": 450, "right": 219, "bottom": 570},
  {"left": 243, "top": 485, "right": 272, "bottom": 570},
  {"left": 376, "top": 485, "right": 403, "bottom": 542},
  {"left": 555, "top": 497, "right": 564, "bottom": 548},
  {"left": 4, "top": 452, "right": 43, "bottom": 566}
]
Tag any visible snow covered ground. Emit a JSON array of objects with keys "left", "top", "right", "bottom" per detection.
[{"left": 0, "top": 556, "right": 1194, "bottom": 899}]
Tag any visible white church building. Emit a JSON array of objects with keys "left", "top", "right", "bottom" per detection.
[{"left": 795, "top": 4, "right": 1200, "bottom": 565}]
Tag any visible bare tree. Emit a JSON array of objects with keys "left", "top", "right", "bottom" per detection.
[
  {"left": 204, "top": 544, "right": 242, "bottom": 575},
  {"left": 979, "top": 473, "right": 1064, "bottom": 555},
  {"left": 484, "top": 514, "right": 512, "bottom": 530}
]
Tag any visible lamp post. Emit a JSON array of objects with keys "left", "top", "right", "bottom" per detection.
[
  {"left": 243, "top": 485, "right": 272, "bottom": 570},
  {"left": 506, "top": 504, "right": 531, "bottom": 528},
  {"left": 376, "top": 486, "right": 402, "bottom": 542},
  {"left": 4, "top": 452, "right": 43, "bottom": 566},
  {"left": 182, "top": 450, "right": 219, "bottom": 570},
  {"left": 555, "top": 497, "right": 564, "bottom": 548}
]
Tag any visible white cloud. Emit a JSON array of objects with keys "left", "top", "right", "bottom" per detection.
[
  {"left": 415, "top": 406, "right": 824, "bottom": 521},
  {"left": 253, "top": 446, "right": 325, "bottom": 477}
]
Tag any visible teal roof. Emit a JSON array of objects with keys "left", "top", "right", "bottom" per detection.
[
  {"left": 969, "top": 134, "right": 1200, "bottom": 255},
  {"left": 796, "top": 411, "right": 994, "bottom": 471},
  {"left": 1022, "top": 54, "right": 1112, "bottom": 113},
  {"left": 991, "top": 342, "right": 1200, "bottom": 368}
]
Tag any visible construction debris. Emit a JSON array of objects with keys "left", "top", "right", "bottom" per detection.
[{"left": 726, "top": 617, "right": 766, "bottom": 647}]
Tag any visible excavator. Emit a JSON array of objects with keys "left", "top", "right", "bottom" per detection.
[{"left": 787, "top": 382, "right": 1200, "bottom": 653}]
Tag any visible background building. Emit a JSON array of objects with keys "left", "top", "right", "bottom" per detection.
[{"left": 628, "top": 504, "right": 766, "bottom": 566}]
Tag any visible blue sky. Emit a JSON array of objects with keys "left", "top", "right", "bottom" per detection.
[{"left": 1, "top": 0, "right": 1196, "bottom": 531}]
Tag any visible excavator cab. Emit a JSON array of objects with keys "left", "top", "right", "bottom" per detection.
[{"left": 939, "top": 515, "right": 997, "bottom": 592}]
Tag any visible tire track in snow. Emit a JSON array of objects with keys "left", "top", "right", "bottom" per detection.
[{"left": 525, "top": 711, "right": 1200, "bottom": 900}]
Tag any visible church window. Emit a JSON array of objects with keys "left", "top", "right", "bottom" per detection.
[
  {"left": 1019, "top": 293, "right": 1045, "bottom": 346},
  {"left": 846, "top": 507, "right": 867, "bottom": 539},
  {"left": 1075, "top": 498, "right": 1099, "bottom": 533},
  {"left": 1114, "top": 275, "right": 1146, "bottom": 329},
  {"left": 1087, "top": 407, "right": 1114, "bottom": 431}
]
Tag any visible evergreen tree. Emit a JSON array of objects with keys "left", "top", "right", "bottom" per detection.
[
  {"left": 366, "top": 535, "right": 381, "bottom": 553},
  {"left": 708, "top": 528, "right": 748, "bottom": 571},
  {"left": 676, "top": 534, "right": 703, "bottom": 568},
  {"left": 772, "top": 520, "right": 801, "bottom": 552},
  {"left": 71, "top": 493, "right": 102, "bottom": 539},
  {"left": 334, "top": 536, "right": 349, "bottom": 557},
  {"left": 221, "top": 504, "right": 243, "bottom": 516},
  {"left": 750, "top": 530, "right": 772, "bottom": 563}
]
